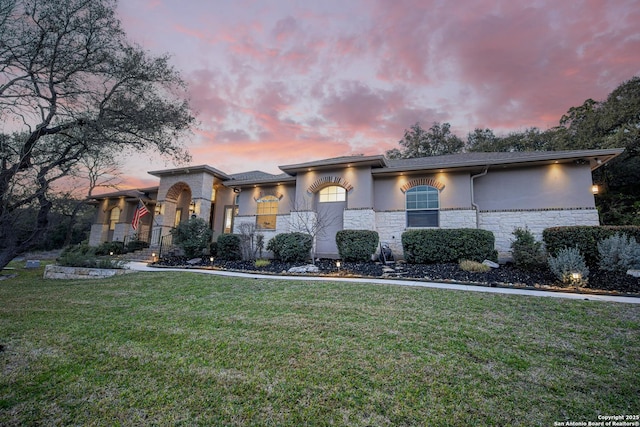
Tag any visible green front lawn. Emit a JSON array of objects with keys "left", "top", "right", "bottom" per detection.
[{"left": 1, "top": 265, "right": 639, "bottom": 426}]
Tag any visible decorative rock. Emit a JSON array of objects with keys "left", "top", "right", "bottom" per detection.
[
  {"left": 25, "top": 260, "right": 40, "bottom": 269},
  {"left": 288, "top": 265, "right": 320, "bottom": 273},
  {"left": 627, "top": 269, "right": 640, "bottom": 278},
  {"left": 186, "top": 258, "right": 201, "bottom": 265},
  {"left": 482, "top": 260, "right": 500, "bottom": 269},
  {"left": 43, "top": 265, "right": 134, "bottom": 279}
]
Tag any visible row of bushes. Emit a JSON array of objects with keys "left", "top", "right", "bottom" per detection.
[
  {"left": 58, "top": 244, "right": 127, "bottom": 269},
  {"left": 543, "top": 225, "right": 640, "bottom": 267},
  {"left": 93, "top": 240, "right": 149, "bottom": 256},
  {"left": 512, "top": 226, "right": 640, "bottom": 285},
  {"left": 210, "top": 228, "right": 498, "bottom": 264}
]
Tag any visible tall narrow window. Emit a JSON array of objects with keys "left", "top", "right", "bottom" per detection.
[
  {"left": 223, "top": 206, "right": 237, "bottom": 234},
  {"left": 406, "top": 185, "right": 439, "bottom": 227},
  {"left": 256, "top": 195, "right": 278, "bottom": 230},
  {"left": 108, "top": 207, "right": 121, "bottom": 231},
  {"left": 319, "top": 186, "right": 346, "bottom": 202}
]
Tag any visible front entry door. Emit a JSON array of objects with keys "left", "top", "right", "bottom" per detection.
[{"left": 315, "top": 200, "right": 345, "bottom": 258}]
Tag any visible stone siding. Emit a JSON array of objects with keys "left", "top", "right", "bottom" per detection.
[
  {"left": 440, "top": 209, "right": 477, "bottom": 229},
  {"left": 89, "top": 224, "right": 108, "bottom": 246},
  {"left": 344, "top": 208, "right": 376, "bottom": 230},
  {"left": 479, "top": 208, "right": 600, "bottom": 253},
  {"left": 374, "top": 211, "right": 405, "bottom": 256}
]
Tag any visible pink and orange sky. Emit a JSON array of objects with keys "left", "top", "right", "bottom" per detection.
[{"left": 116, "top": 0, "right": 640, "bottom": 187}]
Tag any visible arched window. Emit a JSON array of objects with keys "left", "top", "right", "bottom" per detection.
[
  {"left": 406, "top": 185, "right": 439, "bottom": 227},
  {"left": 256, "top": 195, "right": 278, "bottom": 230},
  {"left": 318, "top": 186, "right": 346, "bottom": 202}
]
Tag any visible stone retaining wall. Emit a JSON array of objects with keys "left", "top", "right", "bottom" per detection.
[{"left": 44, "top": 265, "right": 135, "bottom": 279}]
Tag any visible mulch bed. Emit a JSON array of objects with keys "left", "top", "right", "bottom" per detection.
[{"left": 153, "top": 257, "right": 640, "bottom": 296}]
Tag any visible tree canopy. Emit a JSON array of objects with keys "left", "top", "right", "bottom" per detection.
[
  {"left": 0, "top": 0, "right": 195, "bottom": 268},
  {"left": 386, "top": 122, "right": 464, "bottom": 159}
]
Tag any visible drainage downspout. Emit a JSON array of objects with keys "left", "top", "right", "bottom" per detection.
[{"left": 470, "top": 166, "right": 489, "bottom": 228}]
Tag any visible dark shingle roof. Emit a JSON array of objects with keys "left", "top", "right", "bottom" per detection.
[{"left": 377, "top": 149, "right": 624, "bottom": 174}]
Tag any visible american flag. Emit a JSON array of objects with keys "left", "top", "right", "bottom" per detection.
[{"left": 132, "top": 200, "right": 150, "bottom": 231}]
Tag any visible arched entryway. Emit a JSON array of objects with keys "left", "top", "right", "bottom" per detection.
[{"left": 164, "top": 182, "right": 193, "bottom": 227}]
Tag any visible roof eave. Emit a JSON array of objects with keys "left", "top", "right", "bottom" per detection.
[
  {"left": 222, "top": 176, "right": 297, "bottom": 188},
  {"left": 149, "top": 164, "right": 231, "bottom": 180},
  {"left": 279, "top": 155, "right": 387, "bottom": 175},
  {"left": 372, "top": 148, "right": 625, "bottom": 176}
]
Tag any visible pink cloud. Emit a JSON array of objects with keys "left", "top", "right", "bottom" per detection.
[{"left": 116, "top": 0, "right": 640, "bottom": 179}]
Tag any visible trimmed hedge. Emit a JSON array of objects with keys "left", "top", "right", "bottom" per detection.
[
  {"left": 336, "top": 230, "right": 379, "bottom": 262},
  {"left": 543, "top": 226, "right": 640, "bottom": 267},
  {"left": 216, "top": 234, "right": 243, "bottom": 261},
  {"left": 402, "top": 229, "right": 497, "bottom": 264},
  {"left": 266, "top": 232, "right": 312, "bottom": 262}
]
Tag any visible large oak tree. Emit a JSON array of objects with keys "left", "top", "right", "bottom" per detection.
[{"left": 0, "top": 0, "right": 194, "bottom": 268}]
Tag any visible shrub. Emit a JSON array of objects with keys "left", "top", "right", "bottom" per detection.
[
  {"left": 543, "top": 225, "right": 640, "bottom": 267},
  {"left": 401, "top": 229, "right": 497, "bottom": 264},
  {"left": 209, "top": 241, "right": 218, "bottom": 257},
  {"left": 216, "top": 234, "right": 242, "bottom": 261},
  {"left": 597, "top": 233, "right": 640, "bottom": 272},
  {"left": 548, "top": 246, "right": 589, "bottom": 286},
  {"left": 95, "top": 241, "right": 125, "bottom": 256},
  {"left": 58, "top": 244, "right": 125, "bottom": 269},
  {"left": 511, "top": 227, "right": 546, "bottom": 269},
  {"left": 459, "top": 259, "right": 490, "bottom": 273},
  {"left": 254, "top": 259, "right": 271, "bottom": 268},
  {"left": 126, "top": 239, "right": 149, "bottom": 253},
  {"left": 266, "top": 232, "right": 312, "bottom": 262},
  {"left": 336, "top": 230, "right": 379, "bottom": 262},
  {"left": 170, "top": 218, "right": 213, "bottom": 259}
]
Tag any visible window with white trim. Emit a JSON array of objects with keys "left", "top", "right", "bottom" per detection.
[
  {"left": 256, "top": 195, "right": 278, "bottom": 230},
  {"left": 319, "top": 186, "right": 346, "bottom": 202},
  {"left": 406, "top": 185, "right": 439, "bottom": 227}
]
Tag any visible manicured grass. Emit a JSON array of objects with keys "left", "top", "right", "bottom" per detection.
[{"left": 1, "top": 262, "right": 639, "bottom": 426}]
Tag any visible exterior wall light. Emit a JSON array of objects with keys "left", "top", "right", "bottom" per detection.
[
  {"left": 189, "top": 201, "right": 197, "bottom": 215},
  {"left": 591, "top": 185, "right": 599, "bottom": 194},
  {"left": 154, "top": 203, "right": 163, "bottom": 215}
]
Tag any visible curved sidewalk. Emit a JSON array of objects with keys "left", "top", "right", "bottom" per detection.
[{"left": 126, "top": 262, "right": 640, "bottom": 304}]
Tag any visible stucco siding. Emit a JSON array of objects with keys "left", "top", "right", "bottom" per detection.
[
  {"left": 474, "top": 164, "right": 595, "bottom": 211},
  {"left": 373, "top": 172, "right": 472, "bottom": 211}
]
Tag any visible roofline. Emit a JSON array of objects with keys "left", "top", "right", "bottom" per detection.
[
  {"left": 279, "top": 155, "right": 387, "bottom": 175},
  {"left": 88, "top": 187, "right": 159, "bottom": 200},
  {"left": 148, "top": 164, "right": 231, "bottom": 180},
  {"left": 222, "top": 175, "right": 297, "bottom": 188},
  {"left": 372, "top": 148, "right": 625, "bottom": 176}
]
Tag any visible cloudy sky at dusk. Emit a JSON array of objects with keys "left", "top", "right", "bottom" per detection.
[{"left": 116, "top": 0, "right": 640, "bottom": 186}]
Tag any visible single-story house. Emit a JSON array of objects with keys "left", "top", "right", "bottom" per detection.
[{"left": 88, "top": 148, "right": 624, "bottom": 259}]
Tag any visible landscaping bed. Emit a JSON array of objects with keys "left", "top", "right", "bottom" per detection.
[{"left": 153, "top": 257, "right": 640, "bottom": 295}]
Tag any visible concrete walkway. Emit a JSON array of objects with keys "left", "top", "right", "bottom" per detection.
[{"left": 126, "top": 262, "right": 640, "bottom": 304}]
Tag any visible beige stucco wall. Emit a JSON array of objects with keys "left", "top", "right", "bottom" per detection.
[
  {"left": 473, "top": 163, "right": 596, "bottom": 210},
  {"left": 236, "top": 184, "right": 295, "bottom": 216},
  {"left": 294, "top": 166, "right": 374, "bottom": 209},
  {"left": 373, "top": 172, "right": 472, "bottom": 211}
]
